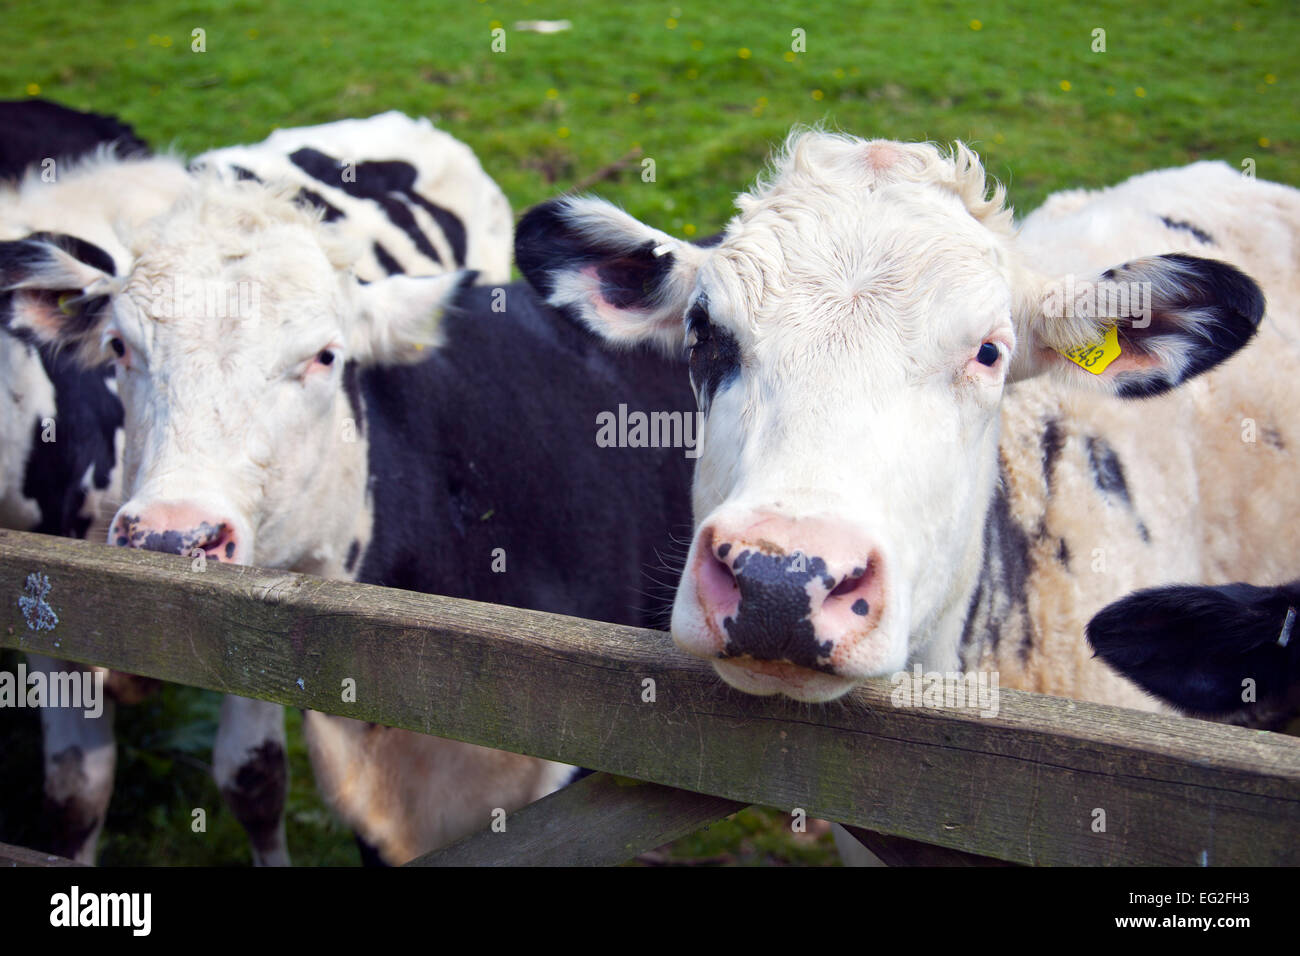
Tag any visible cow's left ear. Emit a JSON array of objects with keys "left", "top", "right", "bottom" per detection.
[
  {"left": 1010, "top": 254, "right": 1264, "bottom": 398},
  {"left": 350, "top": 270, "right": 475, "bottom": 364}
]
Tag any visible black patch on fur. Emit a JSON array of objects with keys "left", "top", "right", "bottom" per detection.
[
  {"left": 294, "top": 187, "right": 344, "bottom": 222},
  {"left": 289, "top": 148, "right": 459, "bottom": 267},
  {"left": 372, "top": 241, "right": 403, "bottom": 276},
  {"left": 1088, "top": 580, "right": 1300, "bottom": 722},
  {"left": 687, "top": 295, "right": 740, "bottom": 412},
  {"left": 219, "top": 740, "right": 288, "bottom": 854},
  {"left": 1086, "top": 436, "right": 1130, "bottom": 505},
  {"left": 0, "top": 99, "right": 148, "bottom": 182},
  {"left": 959, "top": 474, "right": 1035, "bottom": 666},
  {"left": 20, "top": 352, "right": 121, "bottom": 537},
  {"left": 1159, "top": 216, "right": 1214, "bottom": 245},
  {"left": 345, "top": 539, "right": 361, "bottom": 573},
  {"left": 1263, "top": 426, "right": 1285, "bottom": 450},
  {"left": 1056, "top": 538, "right": 1070, "bottom": 569},
  {"left": 720, "top": 550, "right": 835, "bottom": 671},
  {"left": 1040, "top": 417, "right": 1065, "bottom": 490},
  {"left": 229, "top": 164, "right": 264, "bottom": 183},
  {"left": 343, "top": 360, "right": 364, "bottom": 435},
  {"left": 1086, "top": 436, "right": 1152, "bottom": 542},
  {"left": 353, "top": 278, "right": 695, "bottom": 637}
]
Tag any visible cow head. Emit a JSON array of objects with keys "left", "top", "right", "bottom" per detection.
[
  {"left": 517, "top": 133, "right": 1264, "bottom": 701},
  {"left": 1, "top": 177, "right": 470, "bottom": 573}
]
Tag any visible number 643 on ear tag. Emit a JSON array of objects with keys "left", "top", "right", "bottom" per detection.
[{"left": 1056, "top": 324, "right": 1121, "bottom": 374}]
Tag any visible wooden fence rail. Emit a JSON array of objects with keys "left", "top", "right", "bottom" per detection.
[{"left": 2, "top": 529, "right": 1299, "bottom": 865}]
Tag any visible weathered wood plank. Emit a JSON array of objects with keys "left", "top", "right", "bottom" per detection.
[
  {"left": 3, "top": 529, "right": 1299, "bottom": 865},
  {"left": 0, "top": 841, "right": 85, "bottom": 867},
  {"left": 408, "top": 772, "right": 745, "bottom": 866}
]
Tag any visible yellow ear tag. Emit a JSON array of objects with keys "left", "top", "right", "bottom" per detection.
[
  {"left": 57, "top": 292, "right": 79, "bottom": 316},
  {"left": 1056, "top": 324, "right": 1121, "bottom": 374}
]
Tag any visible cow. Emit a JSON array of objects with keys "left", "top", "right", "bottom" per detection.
[
  {"left": 0, "top": 99, "right": 147, "bottom": 182},
  {"left": 515, "top": 132, "right": 1300, "bottom": 717},
  {"left": 1, "top": 108, "right": 520, "bottom": 864},
  {"left": 2, "top": 168, "right": 697, "bottom": 864},
  {"left": 1088, "top": 580, "right": 1300, "bottom": 725}
]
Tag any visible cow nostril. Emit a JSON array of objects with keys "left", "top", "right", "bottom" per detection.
[
  {"left": 199, "top": 523, "right": 237, "bottom": 560},
  {"left": 830, "top": 573, "right": 863, "bottom": 598}
]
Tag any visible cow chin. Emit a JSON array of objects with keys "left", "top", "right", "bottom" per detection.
[{"left": 713, "top": 659, "right": 857, "bottom": 702}]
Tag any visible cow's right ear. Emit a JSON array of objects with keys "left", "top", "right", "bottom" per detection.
[
  {"left": 515, "top": 196, "right": 706, "bottom": 353},
  {"left": 0, "top": 237, "right": 115, "bottom": 363}
]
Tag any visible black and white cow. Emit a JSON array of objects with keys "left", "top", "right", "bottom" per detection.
[
  {"left": 516, "top": 133, "right": 1300, "bottom": 715},
  {"left": 3, "top": 168, "right": 697, "bottom": 863},
  {"left": 1088, "top": 581, "right": 1300, "bottom": 725},
  {"left": 1, "top": 107, "right": 519, "bottom": 864}
]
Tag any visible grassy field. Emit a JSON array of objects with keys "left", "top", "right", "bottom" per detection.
[{"left": 0, "top": 0, "right": 1296, "bottom": 866}]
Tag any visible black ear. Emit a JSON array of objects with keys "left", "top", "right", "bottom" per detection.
[
  {"left": 1087, "top": 581, "right": 1300, "bottom": 718},
  {"left": 515, "top": 195, "right": 704, "bottom": 351},
  {"left": 0, "top": 233, "right": 116, "bottom": 363},
  {"left": 1020, "top": 254, "right": 1265, "bottom": 398}
]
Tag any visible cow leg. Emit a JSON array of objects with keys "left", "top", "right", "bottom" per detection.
[
  {"left": 213, "top": 694, "right": 290, "bottom": 866},
  {"left": 31, "top": 654, "right": 116, "bottom": 864}
]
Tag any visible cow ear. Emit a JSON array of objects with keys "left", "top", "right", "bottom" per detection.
[
  {"left": 1, "top": 237, "right": 115, "bottom": 364},
  {"left": 1011, "top": 254, "right": 1264, "bottom": 398},
  {"left": 515, "top": 196, "right": 706, "bottom": 353},
  {"left": 1087, "top": 581, "right": 1300, "bottom": 717},
  {"left": 350, "top": 270, "right": 475, "bottom": 365}
]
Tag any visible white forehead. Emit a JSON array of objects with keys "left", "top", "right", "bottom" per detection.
[
  {"left": 701, "top": 134, "right": 1016, "bottom": 353},
  {"left": 117, "top": 176, "right": 352, "bottom": 356}
]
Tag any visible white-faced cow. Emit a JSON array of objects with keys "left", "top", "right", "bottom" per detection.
[
  {"left": 1089, "top": 581, "right": 1300, "bottom": 725},
  {"left": 516, "top": 132, "right": 1300, "bottom": 713},
  {"left": 3, "top": 168, "right": 696, "bottom": 864},
  {"left": 1, "top": 108, "right": 523, "bottom": 864}
]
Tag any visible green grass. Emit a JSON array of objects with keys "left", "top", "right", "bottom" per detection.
[{"left": 0, "top": 0, "right": 1295, "bottom": 865}]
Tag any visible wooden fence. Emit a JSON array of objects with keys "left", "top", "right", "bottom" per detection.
[{"left": 2, "top": 528, "right": 1298, "bottom": 866}]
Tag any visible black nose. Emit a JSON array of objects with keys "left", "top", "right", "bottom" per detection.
[{"left": 720, "top": 549, "right": 836, "bottom": 670}]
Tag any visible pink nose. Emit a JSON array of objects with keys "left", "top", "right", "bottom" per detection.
[
  {"left": 690, "top": 513, "right": 885, "bottom": 672},
  {"left": 112, "top": 501, "right": 241, "bottom": 563}
]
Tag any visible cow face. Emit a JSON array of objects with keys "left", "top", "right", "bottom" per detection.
[
  {"left": 518, "top": 134, "right": 1264, "bottom": 702},
  {"left": 1, "top": 178, "right": 469, "bottom": 573}
]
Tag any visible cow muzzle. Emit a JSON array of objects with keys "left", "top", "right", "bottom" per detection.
[
  {"left": 110, "top": 499, "right": 247, "bottom": 565},
  {"left": 674, "top": 510, "right": 900, "bottom": 701}
]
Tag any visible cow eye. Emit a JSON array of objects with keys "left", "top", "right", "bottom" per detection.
[
  {"left": 109, "top": 337, "right": 126, "bottom": 359},
  {"left": 976, "top": 342, "right": 1001, "bottom": 366},
  {"left": 316, "top": 349, "right": 336, "bottom": 367}
]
